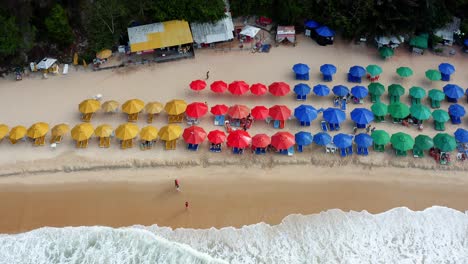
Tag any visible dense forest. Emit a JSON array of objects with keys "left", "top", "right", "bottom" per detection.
[{"left": 1, "top": 0, "right": 468, "bottom": 67}]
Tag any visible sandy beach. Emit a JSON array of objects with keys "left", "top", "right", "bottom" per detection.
[{"left": 1, "top": 35, "right": 468, "bottom": 234}]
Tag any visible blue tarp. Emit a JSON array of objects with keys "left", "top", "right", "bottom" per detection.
[
  {"left": 294, "top": 105, "right": 318, "bottom": 122},
  {"left": 313, "top": 84, "right": 330, "bottom": 96},
  {"left": 454, "top": 128, "right": 468, "bottom": 143},
  {"left": 313, "top": 132, "right": 332, "bottom": 146},
  {"left": 320, "top": 64, "right": 337, "bottom": 76},
  {"left": 295, "top": 131, "right": 314, "bottom": 146},
  {"left": 305, "top": 20, "right": 320, "bottom": 29},
  {"left": 349, "top": 66, "right": 366, "bottom": 77},
  {"left": 350, "top": 86, "right": 368, "bottom": 99},
  {"left": 443, "top": 84, "right": 464, "bottom": 99},
  {"left": 448, "top": 104, "right": 466, "bottom": 117},
  {"left": 315, "top": 26, "right": 335, "bottom": 37},
  {"left": 293, "top": 83, "right": 311, "bottom": 96},
  {"left": 292, "top": 63, "right": 310, "bottom": 75},
  {"left": 323, "top": 108, "right": 346, "bottom": 124},
  {"left": 333, "top": 133, "right": 353, "bottom": 148},
  {"left": 354, "top": 133, "right": 373, "bottom": 148},
  {"left": 350, "top": 108, "right": 374, "bottom": 125},
  {"left": 439, "top": 63, "right": 455, "bottom": 75},
  {"left": 332, "top": 85, "right": 349, "bottom": 96}
]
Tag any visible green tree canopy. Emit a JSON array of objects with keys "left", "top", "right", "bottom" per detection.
[
  {"left": 0, "top": 14, "right": 21, "bottom": 57},
  {"left": 45, "top": 4, "right": 74, "bottom": 46}
]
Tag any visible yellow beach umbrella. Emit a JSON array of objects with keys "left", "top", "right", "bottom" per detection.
[
  {"left": 94, "top": 124, "right": 113, "bottom": 137},
  {"left": 102, "top": 100, "right": 120, "bottom": 113},
  {"left": 145, "top": 102, "right": 164, "bottom": 114},
  {"left": 0, "top": 124, "right": 9, "bottom": 139},
  {"left": 158, "top": 124, "right": 183, "bottom": 141},
  {"left": 9, "top": 126, "right": 27, "bottom": 141},
  {"left": 27, "top": 122, "right": 49, "bottom": 139},
  {"left": 122, "top": 99, "right": 145, "bottom": 114},
  {"left": 79, "top": 99, "right": 101, "bottom": 114},
  {"left": 96, "top": 49, "right": 112, "bottom": 59},
  {"left": 71, "top": 123, "right": 94, "bottom": 141},
  {"left": 115, "top": 123, "right": 139, "bottom": 140},
  {"left": 51, "top": 123, "right": 70, "bottom": 137},
  {"left": 164, "top": 99, "right": 187, "bottom": 115},
  {"left": 140, "top": 126, "right": 158, "bottom": 141}
]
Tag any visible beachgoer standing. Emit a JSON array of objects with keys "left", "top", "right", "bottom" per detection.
[
  {"left": 175, "top": 179, "right": 180, "bottom": 191},
  {"left": 185, "top": 201, "right": 189, "bottom": 209},
  {"left": 366, "top": 125, "right": 371, "bottom": 133},
  {"left": 371, "top": 127, "right": 376, "bottom": 133},
  {"left": 206, "top": 71, "right": 210, "bottom": 80}
]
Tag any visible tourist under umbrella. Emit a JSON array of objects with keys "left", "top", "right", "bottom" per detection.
[
  {"left": 396, "top": 67, "right": 413, "bottom": 78},
  {"left": 351, "top": 108, "right": 374, "bottom": 128},
  {"left": 139, "top": 125, "right": 158, "bottom": 150},
  {"left": 379, "top": 47, "right": 394, "bottom": 59},
  {"left": 433, "top": 133, "right": 456, "bottom": 152},
  {"left": 390, "top": 132, "right": 414, "bottom": 156},
  {"left": 410, "top": 104, "right": 431, "bottom": 125},
  {"left": 295, "top": 131, "right": 313, "bottom": 152},
  {"left": 189, "top": 79, "right": 206, "bottom": 91},
  {"left": 350, "top": 86, "right": 368, "bottom": 103},
  {"left": 425, "top": 69, "right": 441, "bottom": 82},
  {"left": 313, "top": 84, "right": 330, "bottom": 97},
  {"left": 313, "top": 132, "right": 332, "bottom": 147},
  {"left": 438, "top": 63, "right": 455, "bottom": 81},
  {"left": 210, "top": 80, "right": 228, "bottom": 93},
  {"left": 413, "top": 135, "right": 433, "bottom": 157},
  {"left": 269, "top": 105, "right": 291, "bottom": 129},
  {"left": 320, "top": 64, "right": 336, "bottom": 81},
  {"left": 164, "top": 99, "right": 187, "bottom": 123},
  {"left": 293, "top": 83, "right": 311, "bottom": 100},
  {"left": 94, "top": 124, "right": 113, "bottom": 148},
  {"left": 323, "top": 108, "right": 346, "bottom": 131},
  {"left": 71, "top": 123, "right": 94, "bottom": 149},
  {"left": 409, "top": 86, "right": 426, "bottom": 105},
  {"left": 333, "top": 133, "right": 354, "bottom": 157},
  {"left": 158, "top": 124, "right": 183, "bottom": 150},
  {"left": 294, "top": 105, "right": 317, "bottom": 126},
  {"left": 371, "top": 102, "right": 388, "bottom": 122},
  {"left": 207, "top": 130, "right": 226, "bottom": 152},
  {"left": 50, "top": 123, "right": 69, "bottom": 144},
  {"left": 432, "top": 109, "right": 450, "bottom": 131},
  {"left": 122, "top": 99, "right": 144, "bottom": 122},
  {"left": 348, "top": 65, "right": 366, "bottom": 83},
  {"left": 115, "top": 123, "right": 139, "bottom": 149},
  {"left": 388, "top": 102, "right": 410, "bottom": 123},
  {"left": 443, "top": 84, "right": 464, "bottom": 103},
  {"left": 210, "top": 104, "right": 228, "bottom": 126},
  {"left": 428, "top": 89, "right": 445, "bottom": 108},
  {"left": 388, "top": 84, "right": 405, "bottom": 103},
  {"left": 371, "top": 130, "right": 390, "bottom": 152},
  {"left": 145, "top": 102, "right": 163, "bottom": 123},
  {"left": 9, "top": 125, "right": 27, "bottom": 144},
  {"left": 228, "top": 80, "right": 249, "bottom": 95},
  {"left": 252, "top": 133, "right": 271, "bottom": 154},
  {"left": 269, "top": 82, "right": 290, "bottom": 96},
  {"left": 183, "top": 126, "right": 206, "bottom": 151},
  {"left": 354, "top": 133, "right": 373, "bottom": 155},
  {"left": 27, "top": 122, "right": 49, "bottom": 146},
  {"left": 250, "top": 83, "right": 268, "bottom": 96},
  {"left": 368, "top": 82, "right": 385, "bottom": 103},
  {"left": 292, "top": 63, "right": 310, "bottom": 80},
  {"left": 454, "top": 128, "right": 468, "bottom": 143},
  {"left": 251, "top": 106, "right": 269, "bottom": 120},
  {"left": 271, "top": 131, "right": 295, "bottom": 155},
  {"left": 186, "top": 102, "right": 208, "bottom": 124},
  {"left": 227, "top": 130, "right": 251, "bottom": 154},
  {"left": 448, "top": 104, "right": 465, "bottom": 124}
]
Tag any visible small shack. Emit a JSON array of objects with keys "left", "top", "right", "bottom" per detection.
[
  {"left": 276, "top": 26, "right": 295, "bottom": 46},
  {"left": 190, "top": 12, "right": 234, "bottom": 47},
  {"left": 434, "top": 17, "right": 460, "bottom": 46},
  {"left": 375, "top": 36, "right": 404, "bottom": 49}
]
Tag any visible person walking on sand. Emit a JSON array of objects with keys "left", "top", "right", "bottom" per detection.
[
  {"left": 185, "top": 201, "right": 189, "bottom": 210},
  {"left": 175, "top": 179, "right": 180, "bottom": 191},
  {"left": 206, "top": 71, "right": 210, "bottom": 80}
]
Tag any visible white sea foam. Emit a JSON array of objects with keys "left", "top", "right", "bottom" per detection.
[{"left": 1, "top": 206, "right": 468, "bottom": 264}]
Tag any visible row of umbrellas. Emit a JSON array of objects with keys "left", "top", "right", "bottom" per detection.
[
  {"left": 367, "top": 83, "right": 467, "bottom": 102},
  {"left": 190, "top": 80, "right": 291, "bottom": 96}
]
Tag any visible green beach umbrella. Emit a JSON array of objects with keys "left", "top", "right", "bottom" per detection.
[
  {"left": 371, "top": 102, "right": 388, "bottom": 116},
  {"left": 368, "top": 82, "right": 385, "bottom": 96},
  {"left": 414, "top": 135, "right": 434, "bottom": 150},
  {"left": 371, "top": 130, "right": 390, "bottom": 145},
  {"left": 391, "top": 132, "right": 414, "bottom": 151},
  {"left": 396, "top": 67, "right": 413, "bottom": 78},
  {"left": 432, "top": 109, "right": 450, "bottom": 123},
  {"left": 433, "top": 133, "right": 456, "bottom": 152},
  {"left": 425, "top": 69, "right": 441, "bottom": 81},
  {"left": 366, "top": 64, "right": 383, "bottom": 76},
  {"left": 379, "top": 47, "right": 394, "bottom": 59},
  {"left": 409, "top": 86, "right": 426, "bottom": 99},
  {"left": 428, "top": 89, "right": 445, "bottom": 101},
  {"left": 388, "top": 102, "right": 410, "bottom": 119},
  {"left": 410, "top": 104, "right": 431, "bottom": 121},
  {"left": 388, "top": 84, "right": 405, "bottom": 97}
]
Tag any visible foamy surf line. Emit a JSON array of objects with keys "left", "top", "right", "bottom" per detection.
[{"left": 1, "top": 206, "right": 468, "bottom": 264}]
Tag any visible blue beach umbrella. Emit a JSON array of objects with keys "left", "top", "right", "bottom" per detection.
[
  {"left": 293, "top": 83, "right": 311, "bottom": 96},
  {"left": 315, "top": 26, "right": 335, "bottom": 37},
  {"left": 313, "top": 132, "right": 332, "bottom": 146},
  {"left": 439, "top": 63, "right": 455, "bottom": 75},
  {"left": 320, "top": 64, "right": 337, "bottom": 76},
  {"left": 313, "top": 84, "right": 330, "bottom": 96},
  {"left": 454, "top": 128, "right": 468, "bottom": 143},
  {"left": 350, "top": 108, "right": 374, "bottom": 125},
  {"left": 349, "top": 66, "right": 366, "bottom": 77},
  {"left": 448, "top": 104, "right": 466, "bottom": 117},
  {"left": 350, "top": 86, "right": 369, "bottom": 99},
  {"left": 323, "top": 108, "right": 346, "bottom": 124},
  {"left": 292, "top": 63, "right": 310, "bottom": 75},
  {"left": 465, "top": 39, "right": 468, "bottom": 46},
  {"left": 305, "top": 20, "right": 320, "bottom": 29},
  {"left": 332, "top": 85, "right": 349, "bottom": 96},
  {"left": 354, "top": 133, "right": 373, "bottom": 148},
  {"left": 333, "top": 133, "right": 353, "bottom": 148},
  {"left": 295, "top": 131, "right": 314, "bottom": 146},
  {"left": 294, "top": 105, "right": 317, "bottom": 122},
  {"left": 443, "top": 84, "right": 464, "bottom": 99}
]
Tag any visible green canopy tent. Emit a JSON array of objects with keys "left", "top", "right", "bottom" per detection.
[
  {"left": 432, "top": 109, "right": 450, "bottom": 131},
  {"left": 388, "top": 84, "right": 405, "bottom": 103},
  {"left": 371, "top": 130, "right": 390, "bottom": 152},
  {"left": 371, "top": 102, "right": 388, "bottom": 122},
  {"left": 396, "top": 67, "right": 413, "bottom": 78},
  {"left": 428, "top": 89, "right": 445, "bottom": 108},
  {"left": 408, "top": 86, "right": 426, "bottom": 105},
  {"left": 368, "top": 82, "right": 385, "bottom": 103},
  {"left": 409, "top": 34, "right": 428, "bottom": 53},
  {"left": 388, "top": 102, "right": 410, "bottom": 123},
  {"left": 413, "top": 135, "right": 433, "bottom": 157},
  {"left": 366, "top": 64, "right": 383, "bottom": 77},
  {"left": 410, "top": 104, "right": 431, "bottom": 124},
  {"left": 379, "top": 47, "right": 394, "bottom": 59},
  {"left": 425, "top": 69, "right": 441, "bottom": 82},
  {"left": 391, "top": 132, "right": 414, "bottom": 156},
  {"left": 433, "top": 133, "right": 456, "bottom": 152}
]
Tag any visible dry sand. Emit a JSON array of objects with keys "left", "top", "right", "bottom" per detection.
[{"left": 1, "top": 35, "right": 468, "bottom": 233}]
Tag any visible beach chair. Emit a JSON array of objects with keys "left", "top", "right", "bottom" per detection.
[
  {"left": 300, "top": 121, "right": 310, "bottom": 127},
  {"left": 214, "top": 115, "right": 225, "bottom": 126},
  {"left": 128, "top": 113, "right": 139, "bottom": 122},
  {"left": 63, "top": 64, "right": 69, "bottom": 75},
  {"left": 323, "top": 74, "right": 332, "bottom": 82},
  {"left": 10, "top": 138, "right": 18, "bottom": 144},
  {"left": 297, "top": 145, "right": 303, "bottom": 152},
  {"left": 333, "top": 99, "right": 339, "bottom": 107},
  {"left": 287, "top": 146, "right": 294, "bottom": 156},
  {"left": 346, "top": 146, "right": 353, "bottom": 155},
  {"left": 255, "top": 148, "right": 264, "bottom": 155},
  {"left": 147, "top": 114, "right": 154, "bottom": 123},
  {"left": 273, "top": 120, "right": 280, "bottom": 129},
  {"left": 340, "top": 148, "right": 347, "bottom": 157},
  {"left": 450, "top": 115, "right": 461, "bottom": 124},
  {"left": 165, "top": 140, "right": 176, "bottom": 150},
  {"left": 357, "top": 147, "right": 362, "bottom": 155},
  {"left": 99, "top": 137, "right": 106, "bottom": 148},
  {"left": 187, "top": 144, "right": 199, "bottom": 151},
  {"left": 82, "top": 113, "right": 93, "bottom": 122},
  {"left": 320, "top": 121, "right": 328, "bottom": 131},
  {"left": 341, "top": 100, "right": 346, "bottom": 111},
  {"left": 363, "top": 148, "right": 369, "bottom": 156}
]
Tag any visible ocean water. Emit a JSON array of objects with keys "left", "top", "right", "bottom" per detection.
[{"left": 1, "top": 206, "right": 468, "bottom": 264}]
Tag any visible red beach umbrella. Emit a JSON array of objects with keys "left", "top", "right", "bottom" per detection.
[
  {"left": 269, "top": 82, "right": 290, "bottom": 96},
  {"left": 228, "top": 81, "right": 249, "bottom": 95},
  {"left": 210, "top": 81, "right": 228, "bottom": 93},
  {"left": 183, "top": 126, "right": 207, "bottom": 144},
  {"left": 190, "top": 80, "right": 206, "bottom": 91},
  {"left": 252, "top": 133, "right": 271, "bottom": 148},
  {"left": 269, "top": 105, "right": 291, "bottom": 120},
  {"left": 186, "top": 102, "right": 208, "bottom": 118},
  {"left": 210, "top": 104, "right": 229, "bottom": 115},
  {"left": 227, "top": 104, "right": 250, "bottom": 119},
  {"left": 271, "top": 131, "right": 295, "bottom": 150},
  {"left": 250, "top": 83, "right": 268, "bottom": 96},
  {"left": 251, "top": 106, "right": 269, "bottom": 120},
  {"left": 227, "top": 130, "right": 251, "bottom": 148},
  {"left": 207, "top": 130, "right": 226, "bottom": 144}
]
